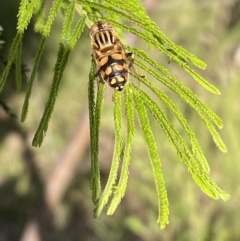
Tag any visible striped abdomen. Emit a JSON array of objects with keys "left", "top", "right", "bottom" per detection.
[{"left": 98, "top": 54, "right": 128, "bottom": 91}]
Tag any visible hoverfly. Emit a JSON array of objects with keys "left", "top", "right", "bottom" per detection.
[{"left": 89, "top": 20, "right": 134, "bottom": 91}]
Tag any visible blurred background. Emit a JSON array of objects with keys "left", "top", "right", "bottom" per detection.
[{"left": 0, "top": 0, "right": 240, "bottom": 240}]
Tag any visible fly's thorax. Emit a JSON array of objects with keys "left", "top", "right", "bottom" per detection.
[
  {"left": 90, "top": 21, "right": 118, "bottom": 54},
  {"left": 93, "top": 31, "right": 115, "bottom": 51}
]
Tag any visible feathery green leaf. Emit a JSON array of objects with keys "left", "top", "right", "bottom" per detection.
[
  {"left": 15, "top": 36, "right": 22, "bottom": 90},
  {"left": 33, "top": 0, "right": 46, "bottom": 33},
  {"left": 61, "top": 0, "right": 76, "bottom": 41},
  {"left": 94, "top": 91, "right": 123, "bottom": 218},
  {"left": 107, "top": 86, "right": 135, "bottom": 214},
  {"left": 130, "top": 51, "right": 223, "bottom": 129},
  {"left": 206, "top": 123, "right": 227, "bottom": 153},
  {"left": 90, "top": 81, "right": 105, "bottom": 204},
  {"left": 21, "top": 37, "right": 47, "bottom": 122},
  {"left": 132, "top": 85, "right": 229, "bottom": 202},
  {"left": 133, "top": 86, "right": 169, "bottom": 229},
  {"left": 32, "top": 43, "right": 70, "bottom": 147},
  {"left": 189, "top": 166, "right": 230, "bottom": 201},
  {"left": 184, "top": 65, "right": 220, "bottom": 94},
  {"left": 42, "top": 0, "right": 63, "bottom": 37},
  {"left": 17, "top": 0, "right": 40, "bottom": 33},
  {"left": 137, "top": 76, "right": 210, "bottom": 173},
  {"left": 0, "top": 33, "right": 23, "bottom": 92},
  {"left": 68, "top": 15, "right": 86, "bottom": 49}
]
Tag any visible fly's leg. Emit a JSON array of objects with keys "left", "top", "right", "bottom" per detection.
[
  {"left": 126, "top": 52, "right": 145, "bottom": 79},
  {"left": 95, "top": 69, "right": 105, "bottom": 83},
  {"left": 126, "top": 52, "right": 134, "bottom": 68}
]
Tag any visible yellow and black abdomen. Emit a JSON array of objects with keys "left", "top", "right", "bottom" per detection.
[{"left": 99, "top": 54, "right": 129, "bottom": 91}]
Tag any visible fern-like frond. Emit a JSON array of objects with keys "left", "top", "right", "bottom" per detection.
[
  {"left": 17, "top": 0, "right": 40, "bottom": 32},
  {"left": 130, "top": 55, "right": 224, "bottom": 145},
  {"left": 128, "top": 47, "right": 223, "bottom": 128},
  {"left": 61, "top": 0, "right": 76, "bottom": 41},
  {"left": 107, "top": 85, "right": 135, "bottom": 214},
  {"left": 132, "top": 85, "right": 199, "bottom": 171},
  {"left": 136, "top": 76, "right": 210, "bottom": 173},
  {"left": 32, "top": 43, "right": 71, "bottom": 147},
  {"left": 42, "top": 0, "right": 63, "bottom": 37},
  {"left": 184, "top": 65, "right": 220, "bottom": 95},
  {"left": 21, "top": 37, "right": 46, "bottom": 122},
  {"left": 32, "top": 15, "right": 86, "bottom": 146},
  {"left": 90, "top": 81, "right": 105, "bottom": 204},
  {"left": 175, "top": 45, "right": 207, "bottom": 69},
  {"left": 132, "top": 85, "right": 229, "bottom": 202},
  {"left": 94, "top": 91, "right": 123, "bottom": 218},
  {"left": 189, "top": 167, "right": 230, "bottom": 201},
  {"left": 15, "top": 36, "right": 23, "bottom": 90},
  {"left": 206, "top": 123, "right": 227, "bottom": 153},
  {"left": 133, "top": 86, "right": 169, "bottom": 229},
  {"left": 134, "top": 58, "right": 226, "bottom": 151},
  {"left": 33, "top": 0, "right": 45, "bottom": 33},
  {"left": 88, "top": 62, "right": 96, "bottom": 190},
  {"left": 17, "top": 0, "right": 28, "bottom": 21},
  {"left": 0, "top": 33, "right": 23, "bottom": 91},
  {"left": 69, "top": 15, "right": 86, "bottom": 49}
]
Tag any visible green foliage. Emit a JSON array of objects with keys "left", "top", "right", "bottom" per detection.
[
  {"left": 32, "top": 42, "right": 71, "bottom": 146},
  {"left": 133, "top": 87, "right": 169, "bottom": 228},
  {"left": 0, "top": 33, "right": 23, "bottom": 91},
  {"left": 94, "top": 91, "right": 124, "bottom": 218},
  {"left": 17, "top": 0, "right": 40, "bottom": 32},
  {"left": 89, "top": 64, "right": 105, "bottom": 203},
  {"left": 107, "top": 86, "right": 135, "bottom": 215},
  {"left": 0, "top": 0, "right": 229, "bottom": 228},
  {"left": 14, "top": 35, "right": 23, "bottom": 90},
  {"left": 21, "top": 36, "right": 46, "bottom": 122}
]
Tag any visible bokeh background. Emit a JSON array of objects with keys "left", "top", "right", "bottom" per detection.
[{"left": 0, "top": 0, "right": 240, "bottom": 240}]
